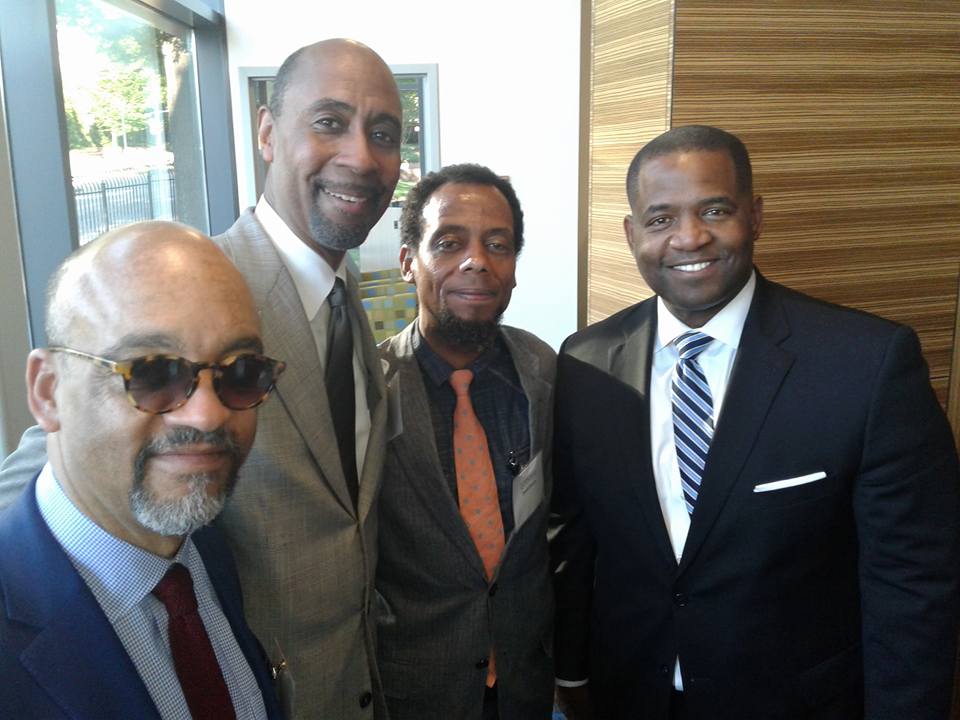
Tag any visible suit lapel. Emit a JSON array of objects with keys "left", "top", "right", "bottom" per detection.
[
  {"left": 224, "top": 214, "right": 356, "bottom": 514},
  {"left": 262, "top": 265, "right": 356, "bottom": 514},
  {"left": 611, "top": 308, "right": 654, "bottom": 398},
  {"left": 194, "top": 528, "right": 282, "bottom": 720},
  {"left": 498, "top": 331, "right": 549, "bottom": 559},
  {"left": 607, "top": 302, "right": 678, "bottom": 570},
  {"left": 504, "top": 330, "right": 550, "bottom": 459},
  {"left": 3, "top": 482, "right": 159, "bottom": 719},
  {"left": 349, "top": 271, "right": 387, "bottom": 521},
  {"left": 384, "top": 324, "right": 490, "bottom": 579},
  {"left": 679, "top": 278, "right": 794, "bottom": 572},
  {"left": 21, "top": 592, "right": 160, "bottom": 719}
]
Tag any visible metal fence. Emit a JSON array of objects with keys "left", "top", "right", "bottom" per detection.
[{"left": 73, "top": 168, "right": 177, "bottom": 243}]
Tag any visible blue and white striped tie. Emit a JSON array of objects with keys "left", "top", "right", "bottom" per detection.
[{"left": 672, "top": 331, "right": 714, "bottom": 514}]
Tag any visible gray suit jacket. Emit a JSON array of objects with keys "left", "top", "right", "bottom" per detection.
[
  {"left": 0, "top": 210, "right": 390, "bottom": 720},
  {"left": 375, "top": 321, "right": 556, "bottom": 720}
]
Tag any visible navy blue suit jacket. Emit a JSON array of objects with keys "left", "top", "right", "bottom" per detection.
[
  {"left": 552, "top": 275, "right": 960, "bottom": 719},
  {"left": 0, "top": 476, "right": 283, "bottom": 719}
]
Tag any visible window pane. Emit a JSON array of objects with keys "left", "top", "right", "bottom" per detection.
[
  {"left": 247, "top": 76, "right": 273, "bottom": 203},
  {"left": 394, "top": 74, "right": 425, "bottom": 204},
  {"left": 56, "top": 0, "right": 208, "bottom": 243}
]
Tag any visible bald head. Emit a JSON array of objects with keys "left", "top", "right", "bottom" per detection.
[
  {"left": 30, "top": 220, "right": 267, "bottom": 555},
  {"left": 269, "top": 38, "right": 395, "bottom": 120},
  {"left": 257, "top": 38, "right": 402, "bottom": 260},
  {"left": 46, "top": 221, "right": 257, "bottom": 349}
]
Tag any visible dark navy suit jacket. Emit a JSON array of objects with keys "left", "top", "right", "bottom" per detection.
[
  {"left": 0, "top": 476, "right": 283, "bottom": 719},
  {"left": 552, "top": 275, "right": 960, "bottom": 719}
]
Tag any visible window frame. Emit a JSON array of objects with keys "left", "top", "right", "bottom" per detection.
[
  {"left": 0, "top": 0, "right": 234, "bottom": 454},
  {"left": 0, "top": 54, "right": 33, "bottom": 456},
  {"left": 0, "top": 0, "right": 236, "bottom": 350}
]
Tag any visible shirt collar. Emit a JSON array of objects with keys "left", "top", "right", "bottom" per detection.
[
  {"left": 35, "top": 462, "right": 200, "bottom": 623},
  {"left": 412, "top": 319, "right": 502, "bottom": 388},
  {"left": 655, "top": 269, "right": 757, "bottom": 353},
  {"left": 255, "top": 195, "right": 346, "bottom": 321}
]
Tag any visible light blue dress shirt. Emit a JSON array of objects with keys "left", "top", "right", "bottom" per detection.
[{"left": 35, "top": 463, "right": 268, "bottom": 720}]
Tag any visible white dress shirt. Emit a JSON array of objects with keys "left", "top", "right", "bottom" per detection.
[
  {"left": 555, "top": 273, "right": 758, "bottom": 692},
  {"left": 256, "top": 196, "right": 371, "bottom": 478},
  {"left": 650, "top": 270, "right": 756, "bottom": 690},
  {"left": 36, "top": 463, "right": 267, "bottom": 720}
]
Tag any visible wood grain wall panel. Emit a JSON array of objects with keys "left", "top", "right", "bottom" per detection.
[
  {"left": 584, "top": 0, "right": 959, "bottom": 411},
  {"left": 585, "top": 0, "right": 674, "bottom": 323},
  {"left": 669, "top": 0, "right": 960, "bottom": 411}
]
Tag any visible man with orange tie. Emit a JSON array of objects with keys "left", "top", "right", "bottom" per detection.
[
  {"left": 375, "top": 164, "right": 556, "bottom": 719},
  {"left": 0, "top": 222, "right": 284, "bottom": 719}
]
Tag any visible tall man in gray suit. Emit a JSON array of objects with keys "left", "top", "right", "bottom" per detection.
[
  {"left": 0, "top": 38, "right": 402, "bottom": 719},
  {"left": 376, "top": 164, "right": 556, "bottom": 720}
]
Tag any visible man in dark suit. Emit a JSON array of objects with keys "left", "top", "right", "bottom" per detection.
[
  {"left": 0, "top": 38, "right": 400, "bottom": 718},
  {"left": 0, "top": 222, "right": 283, "bottom": 719},
  {"left": 552, "top": 125, "right": 960, "bottom": 719},
  {"left": 377, "top": 164, "right": 556, "bottom": 719}
]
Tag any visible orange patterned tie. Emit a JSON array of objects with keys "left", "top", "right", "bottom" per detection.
[{"left": 450, "top": 368, "right": 504, "bottom": 687}]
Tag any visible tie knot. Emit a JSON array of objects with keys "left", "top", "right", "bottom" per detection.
[
  {"left": 152, "top": 563, "right": 198, "bottom": 618},
  {"left": 328, "top": 277, "right": 347, "bottom": 308},
  {"left": 676, "top": 331, "right": 713, "bottom": 361},
  {"left": 450, "top": 368, "right": 474, "bottom": 396}
]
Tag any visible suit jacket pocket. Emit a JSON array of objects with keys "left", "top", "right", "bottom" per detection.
[
  {"left": 379, "top": 657, "right": 466, "bottom": 702},
  {"left": 380, "top": 658, "right": 415, "bottom": 700},
  {"left": 750, "top": 471, "right": 839, "bottom": 510},
  {"left": 754, "top": 471, "right": 826, "bottom": 493},
  {"left": 785, "top": 643, "right": 863, "bottom": 712}
]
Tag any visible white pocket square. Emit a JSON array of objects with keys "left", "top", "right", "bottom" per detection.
[{"left": 753, "top": 471, "right": 827, "bottom": 493}]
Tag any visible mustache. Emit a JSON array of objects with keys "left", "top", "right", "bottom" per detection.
[{"left": 136, "top": 426, "right": 243, "bottom": 466}]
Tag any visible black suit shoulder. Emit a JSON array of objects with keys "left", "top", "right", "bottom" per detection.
[
  {"left": 760, "top": 279, "right": 902, "bottom": 342},
  {"left": 559, "top": 297, "right": 657, "bottom": 371}
]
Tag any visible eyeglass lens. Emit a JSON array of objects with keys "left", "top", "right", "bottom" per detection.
[
  {"left": 128, "top": 356, "right": 193, "bottom": 413},
  {"left": 219, "top": 355, "right": 278, "bottom": 409},
  {"left": 127, "top": 355, "right": 277, "bottom": 413}
]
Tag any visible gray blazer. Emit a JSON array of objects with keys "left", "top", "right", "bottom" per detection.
[
  {"left": 0, "top": 210, "right": 390, "bottom": 720},
  {"left": 375, "top": 321, "right": 556, "bottom": 720}
]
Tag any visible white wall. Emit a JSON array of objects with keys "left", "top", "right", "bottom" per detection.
[{"left": 223, "top": 1, "right": 581, "bottom": 349}]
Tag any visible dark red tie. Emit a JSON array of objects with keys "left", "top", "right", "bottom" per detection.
[{"left": 152, "top": 563, "right": 237, "bottom": 720}]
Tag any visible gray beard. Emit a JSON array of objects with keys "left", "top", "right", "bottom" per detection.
[
  {"left": 129, "top": 474, "right": 226, "bottom": 536},
  {"left": 129, "top": 426, "right": 241, "bottom": 537}
]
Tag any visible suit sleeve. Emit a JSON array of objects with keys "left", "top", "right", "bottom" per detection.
[
  {"left": 0, "top": 425, "right": 48, "bottom": 510},
  {"left": 854, "top": 325, "right": 960, "bottom": 719},
  {"left": 550, "top": 347, "right": 597, "bottom": 682}
]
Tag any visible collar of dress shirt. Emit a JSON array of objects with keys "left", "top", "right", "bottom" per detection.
[
  {"left": 255, "top": 195, "right": 346, "bottom": 321},
  {"left": 655, "top": 269, "right": 757, "bottom": 354},
  {"left": 411, "top": 318, "right": 501, "bottom": 388},
  {"left": 35, "top": 462, "right": 202, "bottom": 624}
]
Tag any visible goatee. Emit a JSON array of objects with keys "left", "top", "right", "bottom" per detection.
[
  {"left": 129, "top": 426, "right": 242, "bottom": 536},
  {"left": 309, "top": 182, "right": 388, "bottom": 251},
  {"left": 434, "top": 308, "right": 502, "bottom": 355}
]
